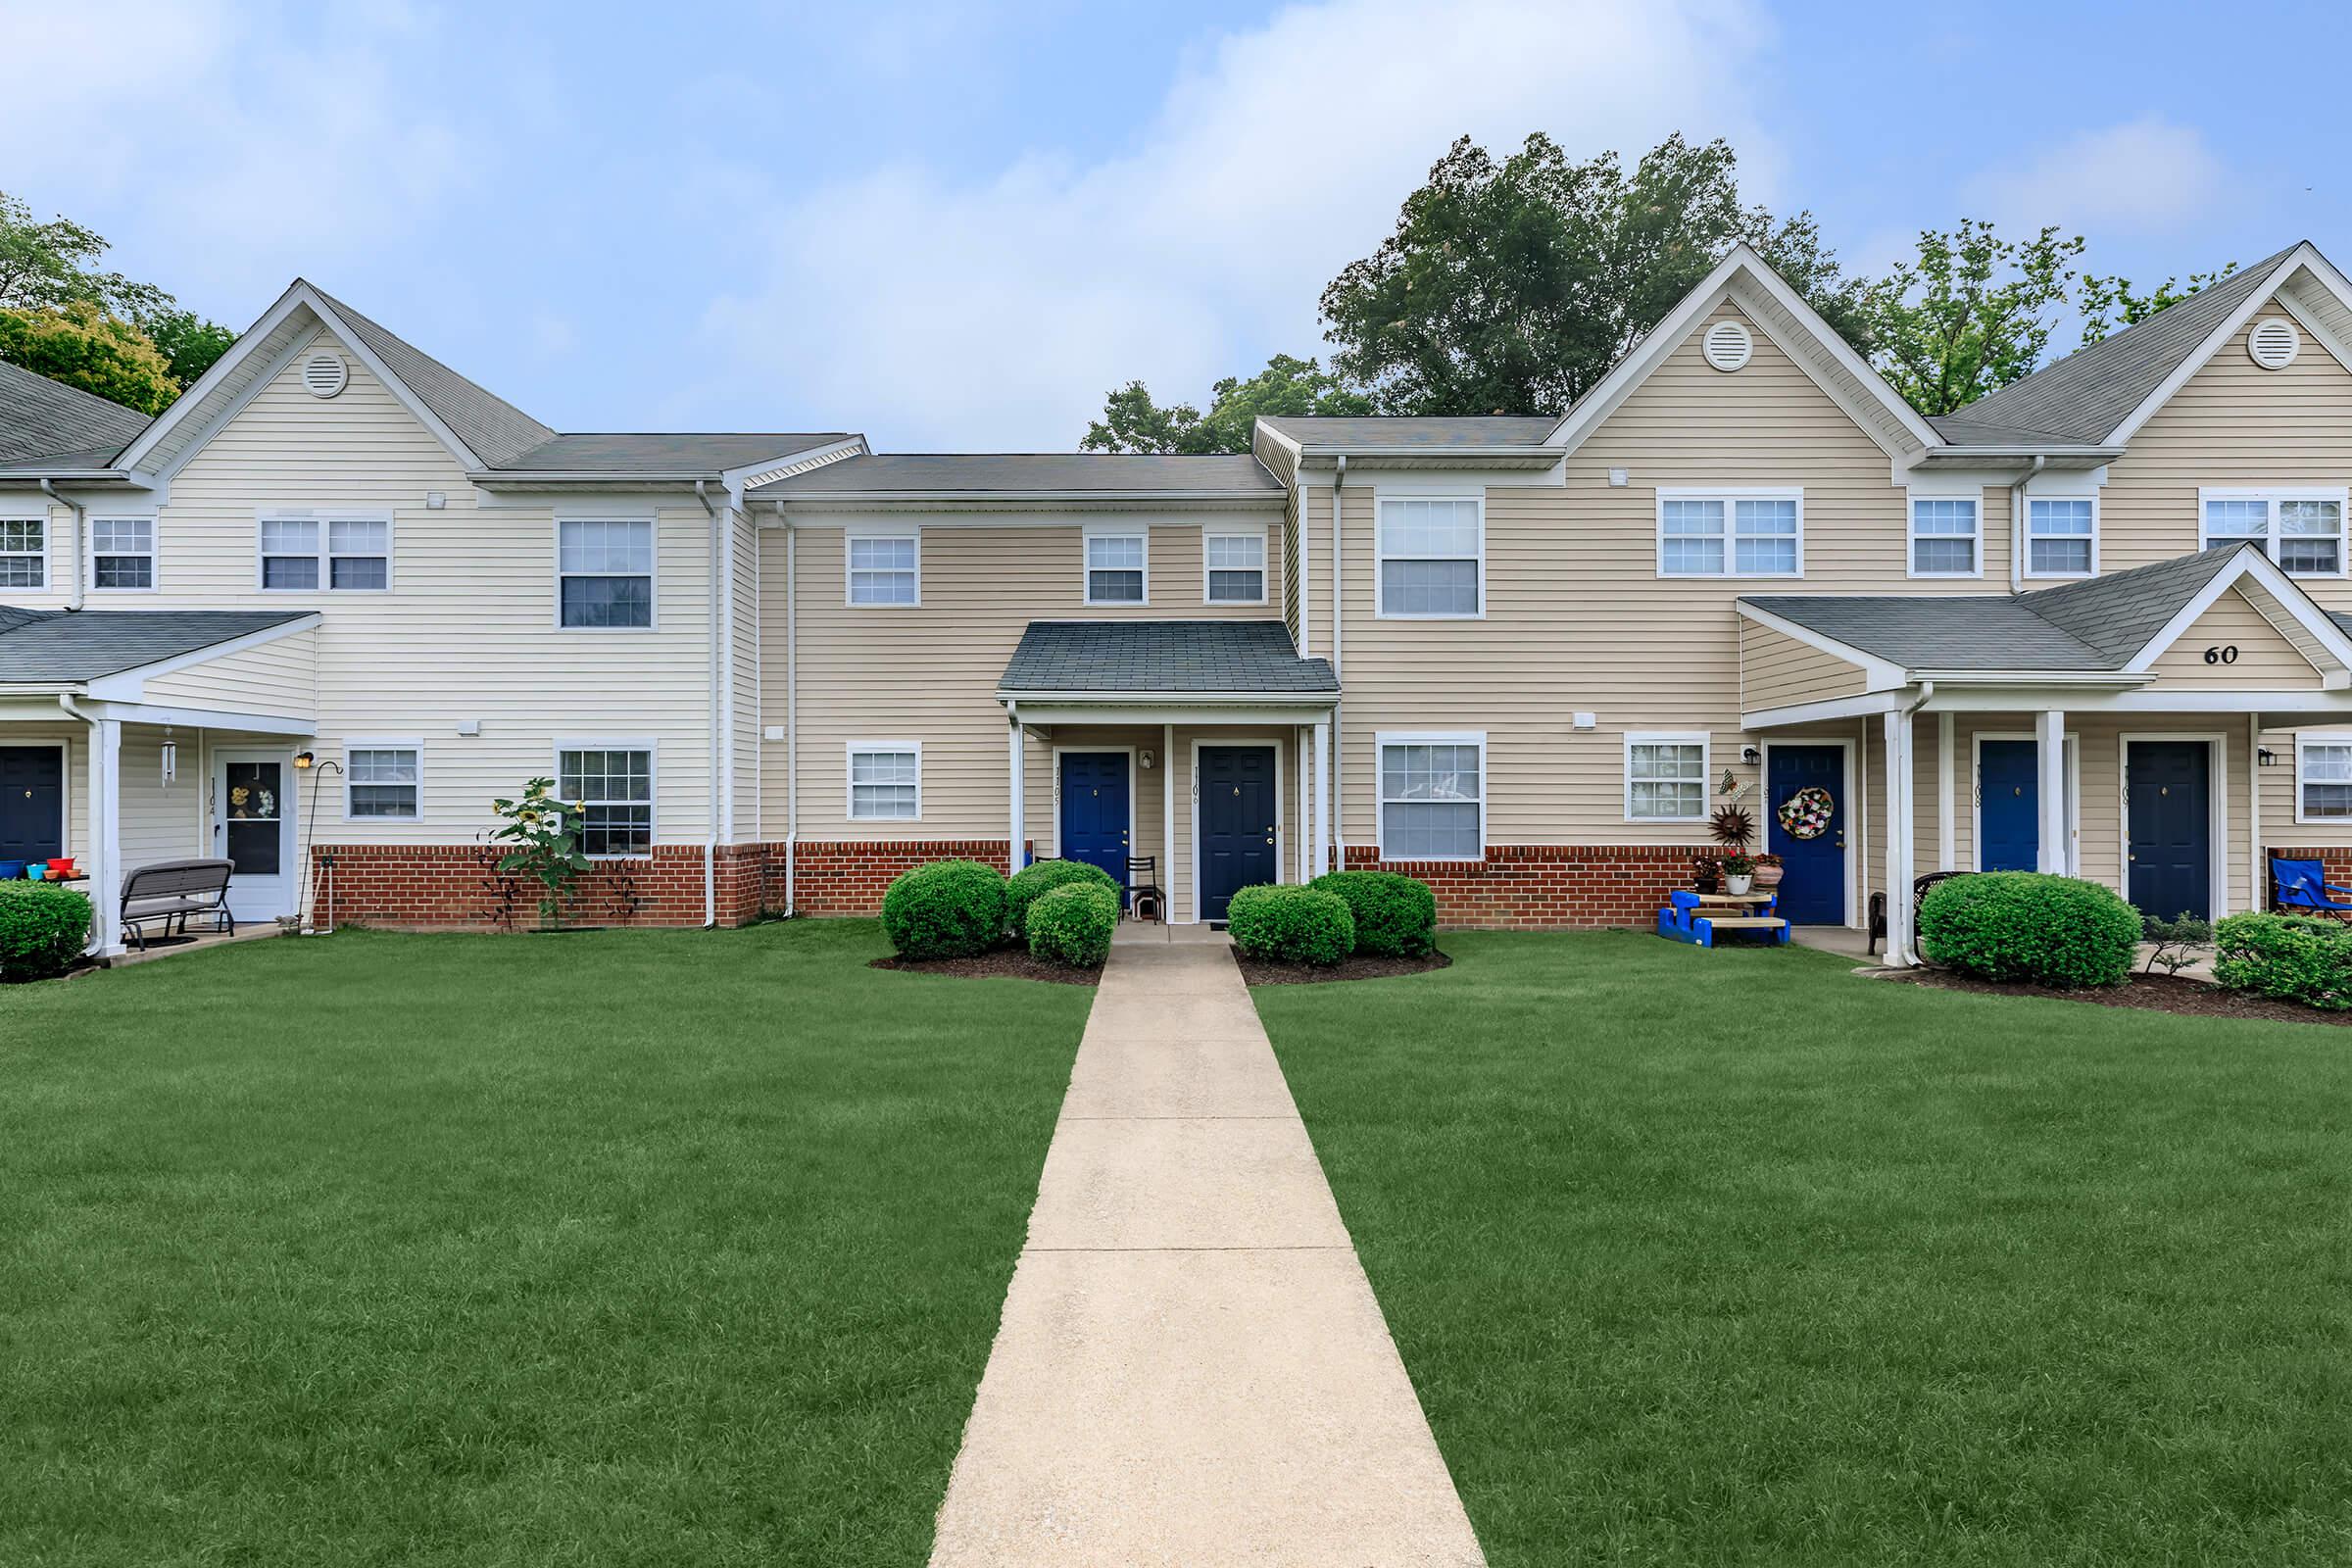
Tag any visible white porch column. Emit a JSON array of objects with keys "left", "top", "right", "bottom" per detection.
[
  {"left": 1936, "top": 711, "right": 1956, "bottom": 871},
  {"left": 1006, "top": 715, "right": 1024, "bottom": 875},
  {"left": 93, "top": 716, "right": 122, "bottom": 955},
  {"left": 1883, "top": 708, "right": 1916, "bottom": 966},
  {"left": 2035, "top": 708, "right": 2067, "bottom": 873},
  {"left": 1162, "top": 722, "right": 1176, "bottom": 904},
  {"left": 1312, "top": 720, "right": 1332, "bottom": 877},
  {"left": 2248, "top": 713, "right": 2263, "bottom": 911}
]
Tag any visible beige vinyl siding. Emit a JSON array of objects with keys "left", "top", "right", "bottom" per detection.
[
  {"left": 143, "top": 627, "right": 319, "bottom": 717},
  {"left": 2144, "top": 589, "right": 2324, "bottom": 688},
  {"left": 1740, "top": 620, "right": 1869, "bottom": 710},
  {"left": 1254, "top": 427, "right": 1305, "bottom": 650},
  {"left": 729, "top": 509, "right": 762, "bottom": 841},
  {"left": 117, "top": 727, "right": 196, "bottom": 871},
  {"left": 2265, "top": 723, "right": 2352, "bottom": 853}
]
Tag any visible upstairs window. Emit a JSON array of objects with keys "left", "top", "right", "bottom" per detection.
[
  {"left": 559, "top": 746, "right": 654, "bottom": 856},
  {"left": 1085, "top": 531, "right": 1147, "bottom": 604},
  {"left": 558, "top": 518, "right": 654, "bottom": 627},
  {"left": 1657, "top": 491, "right": 1801, "bottom": 577},
  {"left": 2027, "top": 498, "right": 2095, "bottom": 577},
  {"left": 1204, "top": 532, "right": 1265, "bottom": 603},
  {"left": 345, "top": 746, "right": 420, "bottom": 819},
  {"left": 1377, "top": 495, "right": 1482, "bottom": 617},
  {"left": 1626, "top": 733, "right": 1708, "bottom": 821},
  {"left": 91, "top": 517, "right": 155, "bottom": 590},
  {"left": 847, "top": 533, "right": 919, "bottom": 605},
  {"left": 1909, "top": 497, "right": 1981, "bottom": 577},
  {"left": 261, "top": 515, "right": 390, "bottom": 591},
  {"left": 2202, "top": 490, "right": 2345, "bottom": 576},
  {"left": 0, "top": 518, "right": 45, "bottom": 588}
]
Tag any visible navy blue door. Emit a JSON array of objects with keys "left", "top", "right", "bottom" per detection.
[
  {"left": 1199, "top": 746, "right": 1277, "bottom": 922},
  {"left": 1058, "top": 753, "right": 1131, "bottom": 888},
  {"left": 1765, "top": 745, "right": 1845, "bottom": 924},
  {"left": 0, "top": 746, "right": 64, "bottom": 863},
  {"left": 1978, "top": 740, "right": 2040, "bottom": 871},
  {"left": 2129, "top": 741, "right": 2211, "bottom": 919}
]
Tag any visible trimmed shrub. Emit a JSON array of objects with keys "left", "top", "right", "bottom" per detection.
[
  {"left": 1007, "top": 858, "right": 1120, "bottom": 940},
  {"left": 1027, "top": 882, "right": 1117, "bottom": 968},
  {"left": 1309, "top": 870, "right": 1436, "bottom": 957},
  {"left": 0, "top": 882, "right": 93, "bottom": 982},
  {"left": 2214, "top": 911, "right": 2352, "bottom": 1009},
  {"left": 880, "top": 859, "right": 1008, "bottom": 960},
  {"left": 1228, "top": 884, "right": 1354, "bottom": 966},
  {"left": 1917, "top": 872, "right": 2140, "bottom": 988}
]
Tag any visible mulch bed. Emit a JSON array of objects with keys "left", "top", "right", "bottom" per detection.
[
  {"left": 1234, "top": 950, "right": 1453, "bottom": 986},
  {"left": 868, "top": 944, "right": 1101, "bottom": 986},
  {"left": 1891, "top": 967, "right": 2351, "bottom": 1027}
]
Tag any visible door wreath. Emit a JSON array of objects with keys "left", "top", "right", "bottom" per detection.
[{"left": 1777, "top": 785, "right": 1835, "bottom": 840}]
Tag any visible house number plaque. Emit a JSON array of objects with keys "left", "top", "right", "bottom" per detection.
[{"left": 2202, "top": 644, "right": 2239, "bottom": 664}]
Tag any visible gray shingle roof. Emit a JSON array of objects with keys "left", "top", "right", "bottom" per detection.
[
  {"left": 1743, "top": 544, "right": 2263, "bottom": 674},
  {"left": 753, "top": 453, "right": 1279, "bottom": 498},
  {"left": 1001, "top": 620, "right": 1338, "bottom": 695},
  {"left": 1947, "top": 249, "right": 2297, "bottom": 444},
  {"left": 0, "top": 607, "right": 310, "bottom": 683},
  {"left": 497, "top": 432, "right": 852, "bottom": 473},
  {"left": 1257, "top": 416, "right": 1560, "bottom": 449},
  {"left": 0, "top": 359, "right": 149, "bottom": 466},
  {"left": 307, "top": 283, "right": 558, "bottom": 467}
]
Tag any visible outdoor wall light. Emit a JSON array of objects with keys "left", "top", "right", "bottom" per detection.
[
  {"left": 1741, "top": 746, "right": 1761, "bottom": 765},
  {"left": 1140, "top": 750, "right": 1155, "bottom": 769},
  {"left": 293, "top": 752, "right": 315, "bottom": 769},
  {"left": 2259, "top": 747, "right": 2279, "bottom": 766}
]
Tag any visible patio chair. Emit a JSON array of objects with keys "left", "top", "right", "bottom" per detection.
[
  {"left": 1124, "top": 856, "right": 1165, "bottom": 923},
  {"left": 2270, "top": 856, "right": 2352, "bottom": 920},
  {"left": 1868, "top": 870, "right": 1970, "bottom": 956},
  {"left": 119, "top": 858, "right": 235, "bottom": 952}
]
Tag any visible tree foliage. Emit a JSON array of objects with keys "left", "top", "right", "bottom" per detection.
[
  {"left": 1082, "top": 353, "right": 1372, "bottom": 454},
  {"left": 142, "top": 307, "right": 239, "bottom": 386},
  {"left": 0, "top": 302, "right": 180, "bottom": 415},
  {"left": 2078, "top": 264, "right": 2237, "bottom": 348},
  {"left": 1854, "top": 220, "right": 2086, "bottom": 416}
]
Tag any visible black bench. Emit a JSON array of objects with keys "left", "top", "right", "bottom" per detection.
[{"left": 120, "top": 858, "right": 235, "bottom": 951}]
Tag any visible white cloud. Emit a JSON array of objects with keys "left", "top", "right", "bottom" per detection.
[
  {"left": 702, "top": 0, "right": 1783, "bottom": 449},
  {"left": 1962, "top": 118, "right": 2230, "bottom": 236}
]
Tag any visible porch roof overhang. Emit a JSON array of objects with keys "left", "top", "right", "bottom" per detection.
[{"left": 997, "top": 620, "right": 1337, "bottom": 724}]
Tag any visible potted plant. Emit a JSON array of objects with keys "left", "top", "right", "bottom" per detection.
[
  {"left": 1750, "top": 852, "right": 1784, "bottom": 891},
  {"left": 1722, "top": 853, "right": 1756, "bottom": 896}
]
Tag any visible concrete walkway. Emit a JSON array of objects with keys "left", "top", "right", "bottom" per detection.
[{"left": 928, "top": 939, "right": 1485, "bottom": 1566}]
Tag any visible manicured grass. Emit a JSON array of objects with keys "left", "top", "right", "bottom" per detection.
[
  {"left": 1254, "top": 933, "right": 2352, "bottom": 1567},
  {"left": 2, "top": 921, "right": 1088, "bottom": 1566}
]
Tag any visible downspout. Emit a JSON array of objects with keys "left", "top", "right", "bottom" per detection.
[
  {"left": 2008, "top": 455, "right": 2044, "bottom": 593},
  {"left": 1329, "top": 455, "right": 1345, "bottom": 867},
  {"left": 696, "top": 479, "right": 721, "bottom": 929},
  {"left": 781, "top": 503, "right": 799, "bottom": 916},
  {"left": 39, "top": 479, "right": 84, "bottom": 610}
]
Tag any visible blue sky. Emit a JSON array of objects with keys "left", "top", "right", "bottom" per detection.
[{"left": 8, "top": 1, "right": 2347, "bottom": 450}]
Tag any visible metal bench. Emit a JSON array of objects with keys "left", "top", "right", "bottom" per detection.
[{"left": 120, "top": 858, "right": 235, "bottom": 951}]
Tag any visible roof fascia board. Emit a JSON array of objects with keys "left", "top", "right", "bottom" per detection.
[
  {"left": 1725, "top": 257, "right": 1943, "bottom": 453},
  {"left": 78, "top": 699, "right": 313, "bottom": 735},
  {"left": 1727, "top": 280, "right": 1936, "bottom": 464},
  {"left": 296, "top": 284, "right": 491, "bottom": 469},
  {"left": 79, "top": 613, "right": 320, "bottom": 699},
  {"left": 2122, "top": 546, "right": 2352, "bottom": 675},
  {"left": 2268, "top": 284, "right": 2352, "bottom": 377},
  {"left": 721, "top": 436, "right": 868, "bottom": 494},
  {"left": 1252, "top": 419, "right": 1304, "bottom": 462},
  {"left": 992, "top": 700, "right": 1337, "bottom": 726},
  {"left": 112, "top": 279, "right": 314, "bottom": 473},
  {"left": 2105, "top": 247, "right": 2315, "bottom": 445},
  {"left": 137, "top": 324, "right": 324, "bottom": 492},
  {"left": 1741, "top": 689, "right": 1904, "bottom": 728},
  {"left": 1733, "top": 601, "right": 1909, "bottom": 689},
  {"left": 762, "top": 492, "right": 1284, "bottom": 514}
]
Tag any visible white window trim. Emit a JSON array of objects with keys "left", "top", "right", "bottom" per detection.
[
  {"left": 1201, "top": 527, "right": 1269, "bottom": 606},
  {"left": 1653, "top": 487, "right": 1804, "bottom": 579},
  {"left": 1372, "top": 729, "right": 1488, "bottom": 861},
  {"left": 1374, "top": 492, "right": 1486, "bottom": 619},
  {"left": 2022, "top": 495, "right": 2100, "bottom": 581},
  {"left": 2199, "top": 486, "right": 2350, "bottom": 579},
  {"left": 85, "top": 514, "right": 159, "bottom": 594},
  {"left": 553, "top": 515, "right": 659, "bottom": 631},
  {"left": 341, "top": 738, "right": 423, "bottom": 821},
  {"left": 1624, "top": 730, "right": 1712, "bottom": 824},
  {"left": 2294, "top": 731, "right": 2352, "bottom": 825},
  {"left": 1082, "top": 525, "right": 1150, "bottom": 607},
  {"left": 552, "top": 738, "right": 659, "bottom": 859},
  {"left": 846, "top": 740, "right": 924, "bottom": 821},
  {"left": 844, "top": 527, "right": 921, "bottom": 608},
  {"left": 255, "top": 510, "right": 395, "bottom": 594},
  {"left": 0, "top": 513, "right": 48, "bottom": 592},
  {"left": 1906, "top": 493, "right": 1984, "bottom": 580}
]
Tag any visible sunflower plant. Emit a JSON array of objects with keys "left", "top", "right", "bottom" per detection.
[{"left": 490, "top": 777, "right": 591, "bottom": 930}]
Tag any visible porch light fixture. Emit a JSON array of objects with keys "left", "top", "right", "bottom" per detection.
[
  {"left": 1140, "top": 750, "right": 1155, "bottom": 769},
  {"left": 2259, "top": 747, "right": 2279, "bottom": 766},
  {"left": 1740, "top": 746, "right": 1761, "bottom": 765},
  {"left": 294, "top": 752, "right": 316, "bottom": 770}
]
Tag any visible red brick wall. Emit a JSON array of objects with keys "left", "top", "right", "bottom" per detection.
[
  {"left": 312, "top": 843, "right": 760, "bottom": 931},
  {"left": 1343, "top": 843, "right": 1733, "bottom": 930},
  {"left": 778, "top": 840, "right": 1023, "bottom": 916}
]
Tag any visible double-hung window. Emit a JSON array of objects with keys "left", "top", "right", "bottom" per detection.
[
  {"left": 260, "top": 514, "right": 390, "bottom": 591},
  {"left": 0, "top": 517, "right": 44, "bottom": 588},
  {"left": 1626, "top": 733, "right": 1708, "bottom": 822},
  {"left": 848, "top": 744, "right": 921, "bottom": 820},
  {"left": 91, "top": 517, "right": 156, "bottom": 590},
  {"left": 2026, "top": 498, "right": 2096, "bottom": 577},
  {"left": 1204, "top": 532, "right": 1265, "bottom": 604},
  {"left": 559, "top": 518, "right": 654, "bottom": 626},
  {"left": 1909, "top": 496, "right": 1982, "bottom": 577},
  {"left": 1085, "top": 530, "right": 1147, "bottom": 604},
  {"left": 1377, "top": 733, "right": 1485, "bottom": 859},
  {"left": 559, "top": 746, "right": 654, "bottom": 857},
  {"left": 1377, "top": 496, "right": 1482, "bottom": 616},
  {"left": 847, "top": 533, "right": 918, "bottom": 605},
  {"left": 2298, "top": 735, "right": 2352, "bottom": 822},
  {"left": 1657, "top": 491, "right": 1801, "bottom": 577},
  {"left": 345, "top": 745, "right": 420, "bottom": 819},
  {"left": 2201, "top": 489, "right": 2346, "bottom": 576}
]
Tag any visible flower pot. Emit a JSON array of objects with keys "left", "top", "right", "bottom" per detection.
[
  {"left": 1752, "top": 863, "right": 1784, "bottom": 890},
  {"left": 1725, "top": 873, "right": 1754, "bottom": 896}
]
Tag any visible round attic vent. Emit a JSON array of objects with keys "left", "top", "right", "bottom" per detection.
[
  {"left": 1702, "top": 318, "right": 1752, "bottom": 372},
  {"left": 2247, "top": 317, "right": 2300, "bottom": 370},
  {"left": 303, "top": 352, "right": 349, "bottom": 398}
]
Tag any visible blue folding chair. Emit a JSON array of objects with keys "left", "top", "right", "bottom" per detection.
[{"left": 2271, "top": 857, "right": 2352, "bottom": 919}]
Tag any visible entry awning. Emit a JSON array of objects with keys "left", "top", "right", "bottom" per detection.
[{"left": 997, "top": 619, "right": 1337, "bottom": 723}]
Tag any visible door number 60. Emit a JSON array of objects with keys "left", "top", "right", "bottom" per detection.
[{"left": 2203, "top": 644, "right": 2238, "bottom": 664}]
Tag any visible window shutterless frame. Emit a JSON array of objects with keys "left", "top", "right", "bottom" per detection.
[
  {"left": 87, "top": 514, "right": 158, "bottom": 593},
  {"left": 2198, "top": 487, "right": 2350, "bottom": 578},
  {"left": 846, "top": 741, "right": 923, "bottom": 821},
  {"left": 2023, "top": 495, "right": 2099, "bottom": 580},
  {"left": 1654, "top": 488, "right": 1803, "bottom": 578},
  {"left": 1371, "top": 730, "right": 1487, "bottom": 861},
  {"left": 552, "top": 739, "right": 659, "bottom": 858},
  {"left": 1202, "top": 528, "right": 1268, "bottom": 605},
  {"left": 1624, "top": 731, "right": 1711, "bottom": 823},
  {"left": 2294, "top": 731, "right": 2352, "bottom": 824},
  {"left": 342, "top": 738, "right": 423, "bottom": 821},
  {"left": 1906, "top": 494, "right": 1983, "bottom": 579},
  {"left": 1082, "top": 526, "right": 1149, "bottom": 606},
  {"left": 844, "top": 529, "right": 920, "bottom": 607},
  {"left": 0, "top": 515, "right": 48, "bottom": 590},
  {"left": 1374, "top": 493, "right": 1485, "bottom": 618},
  {"left": 255, "top": 510, "right": 394, "bottom": 592},
  {"left": 553, "top": 516, "right": 658, "bottom": 629}
]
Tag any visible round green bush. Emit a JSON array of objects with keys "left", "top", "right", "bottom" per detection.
[
  {"left": 1007, "top": 858, "right": 1120, "bottom": 939},
  {"left": 1227, "top": 884, "right": 1354, "bottom": 966},
  {"left": 1917, "top": 871, "right": 2140, "bottom": 988},
  {"left": 880, "top": 859, "right": 1008, "bottom": 960},
  {"left": 2213, "top": 911, "right": 2352, "bottom": 1009},
  {"left": 0, "top": 882, "right": 93, "bottom": 982},
  {"left": 1027, "top": 882, "right": 1117, "bottom": 968},
  {"left": 1308, "top": 869, "right": 1436, "bottom": 957}
]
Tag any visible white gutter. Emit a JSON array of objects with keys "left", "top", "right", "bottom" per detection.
[
  {"left": 1329, "top": 454, "right": 1346, "bottom": 869},
  {"left": 2008, "top": 454, "right": 2046, "bottom": 594},
  {"left": 782, "top": 503, "right": 799, "bottom": 916},
  {"left": 38, "top": 478, "right": 84, "bottom": 610},
  {"left": 695, "top": 479, "right": 721, "bottom": 929}
]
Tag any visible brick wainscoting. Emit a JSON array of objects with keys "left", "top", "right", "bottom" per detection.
[
  {"left": 312, "top": 843, "right": 763, "bottom": 931},
  {"left": 1344, "top": 843, "right": 1732, "bottom": 929},
  {"left": 777, "top": 840, "right": 1022, "bottom": 916}
]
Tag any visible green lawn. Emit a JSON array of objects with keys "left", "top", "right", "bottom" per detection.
[
  {"left": 1254, "top": 933, "right": 2352, "bottom": 1567},
  {"left": 1, "top": 921, "right": 1088, "bottom": 1567}
]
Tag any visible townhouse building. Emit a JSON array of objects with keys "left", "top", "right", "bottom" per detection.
[{"left": 9, "top": 243, "right": 2352, "bottom": 963}]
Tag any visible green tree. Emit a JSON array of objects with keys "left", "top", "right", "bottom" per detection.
[
  {"left": 142, "top": 307, "right": 239, "bottom": 385},
  {"left": 0, "top": 192, "right": 169, "bottom": 319},
  {"left": 0, "top": 302, "right": 180, "bottom": 416},
  {"left": 1316, "top": 132, "right": 1866, "bottom": 416},
  {"left": 1855, "top": 220, "right": 2085, "bottom": 416},
  {"left": 1082, "top": 353, "right": 1372, "bottom": 454},
  {"left": 2077, "top": 264, "right": 2237, "bottom": 347}
]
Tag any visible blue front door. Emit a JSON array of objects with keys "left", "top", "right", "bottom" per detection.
[
  {"left": 1978, "top": 740, "right": 2040, "bottom": 871},
  {"left": 1765, "top": 745, "right": 1845, "bottom": 924},
  {"left": 1058, "top": 752, "right": 1130, "bottom": 888},
  {"left": 0, "top": 746, "right": 64, "bottom": 863},
  {"left": 2129, "top": 741, "right": 2212, "bottom": 919},
  {"left": 1199, "top": 745, "right": 1278, "bottom": 921}
]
